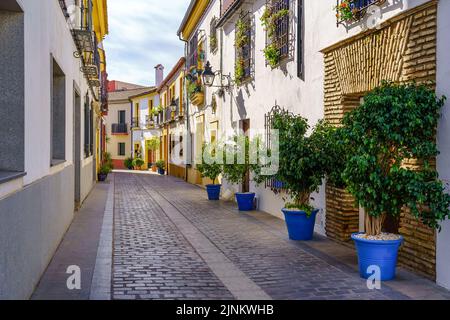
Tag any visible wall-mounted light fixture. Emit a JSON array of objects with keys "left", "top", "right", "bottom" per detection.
[{"left": 201, "top": 61, "right": 234, "bottom": 89}]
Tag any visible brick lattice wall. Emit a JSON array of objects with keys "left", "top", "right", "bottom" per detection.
[{"left": 322, "top": 1, "right": 438, "bottom": 278}]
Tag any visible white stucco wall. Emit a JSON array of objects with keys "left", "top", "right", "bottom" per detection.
[{"left": 20, "top": 0, "right": 94, "bottom": 186}]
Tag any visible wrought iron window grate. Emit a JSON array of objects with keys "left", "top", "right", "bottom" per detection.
[
  {"left": 210, "top": 17, "right": 218, "bottom": 53},
  {"left": 265, "top": 0, "right": 293, "bottom": 66},
  {"left": 264, "top": 104, "right": 291, "bottom": 192},
  {"left": 336, "top": 0, "right": 386, "bottom": 26},
  {"left": 235, "top": 11, "right": 254, "bottom": 84}
]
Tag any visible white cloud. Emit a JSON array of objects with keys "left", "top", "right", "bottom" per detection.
[{"left": 103, "top": 0, "right": 190, "bottom": 86}]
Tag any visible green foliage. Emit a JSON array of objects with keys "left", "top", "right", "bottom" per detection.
[
  {"left": 99, "top": 164, "right": 112, "bottom": 175},
  {"left": 335, "top": 0, "right": 356, "bottom": 22},
  {"left": 197, "top": 143, "right": 223, "bottom": 185},
  {"left": 263, "top": 44, "right": 280, "bottom": 69},
  {"left": 146, "top": 137, "right": 160, "bottom": 151},
  {"left": 272, "top": 112, "right": 332, "bottom": 207},
  {"left": 210, "top": 34, "right": 217, "bottom": 51},
  {"left": 260, "top": 7, "right": 289, "bottom": 38},
  {"left": 222, "top": 136, "right": 266, "bottom": 186},
  {"left": 187, "top": 81, "right": 203, "bottom": 97},
  {"left": 103, "top": 152, "right": 114, "bottom": 170},
  {"left": 235, "top": 18, "right": 249, "bottom": 48},
  {"left": 134, "top": 157, "right": 145, "bottom": 169},
  {"left": 124, "top": 157, "right": 134, "bottom": 170},
  {"left": 234, "top": 59, "right": 245, "bottom": 86},
  {"left": 341, "top": 81, "right": 450, "bottom": 230},
  {"left": 284, "top": 203, "right": 315, "bottom": 215},
  {"left": 156, "top": 160, "right": 165, "bottom": 170}
]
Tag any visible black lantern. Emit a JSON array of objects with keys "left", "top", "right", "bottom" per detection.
[
  {"left": 202, "top": 61, "right": 216, "bottom": 87},
  {"left": 170, "top": 99, "right": 177, "bottom": 112}
]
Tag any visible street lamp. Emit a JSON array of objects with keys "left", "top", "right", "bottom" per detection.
[
  {"left": 170, "top": 99, "right": 177, "bottom": 112},
  {"left": 202, "top": 61, "right": 216, "bottom": 87},
  {"left": 201, "top": 61, "right": 233, "bottom": 89}
]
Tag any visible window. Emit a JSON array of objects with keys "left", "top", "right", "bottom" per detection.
[
  {"left": 210, "top": 17, "right": 218, "bottom": 53},
  {"left": 51, "top": 57, "right": 66, "bottom": 165},
  {"left": 188, "top": 31, "right": 198, "bottom": 68},
  {"left": 264, "top": 0, "right": 292, "bottom": 66},
  {"left": 84, "top": 94, "right": 93, "bottom": 158},
  {"left": 179, "top": 77, "right": 184, "bottom": 114},
  {"left": 0, "top": 5, "right": 25, "bottom": 181},
  {"left": 235, "top": 11, "right": 253, "bottom": 84},
  {"left": 118, "top": 143, "right": 125, "bottom": 156},
  {"left": 118, "top": 110, "right": 126, "bottom": 124},
  {"left": 297, "top": 0, "right": 304, "bottom": 79}
]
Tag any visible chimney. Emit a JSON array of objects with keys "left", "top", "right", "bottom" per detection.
[{"left": 155, "top": 64, "right": 164, "bottom": 87}]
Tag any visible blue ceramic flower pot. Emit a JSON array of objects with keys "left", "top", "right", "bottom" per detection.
[
  {"left": 235, "top": 192, "right": 256, "bottom": 211},
  {"left": 351, "top": 233, "right": 404, "bottom": 281},
  {"left": 282, "top": 209, "right": 319, "bottom": 241},
  {"left": 158, "top": 168, "right": 165, "bottom": 175},
  {"left": 206, "top": 184, "right": 221, "bottom": 201}
]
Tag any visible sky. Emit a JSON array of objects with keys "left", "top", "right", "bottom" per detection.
[{"left": 104, "top": 0, "right": 191, "bottom": 87}]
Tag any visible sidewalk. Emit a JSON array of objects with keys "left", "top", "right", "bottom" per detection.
[{"left": 31, "top": 180, "right": 110, "bottom": 300}]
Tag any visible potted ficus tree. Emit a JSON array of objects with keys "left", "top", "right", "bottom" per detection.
[
  {"left": 222, "top": 135, "right": 264, "bottom": 211},
  {"left": 156, "top": 160, "right": 166, "bottom": 175},
  {"left": 271, "top": 111, "right": 333, "bottom": 241},
  {"left": 341, "top": 82, "right": 450, "bottom": 281},
  {"left": 146, "top": 137, "right": 160, "bottom": 172},
  {"left": 197, "top": 143, "right": 223, "bottom": 201}
]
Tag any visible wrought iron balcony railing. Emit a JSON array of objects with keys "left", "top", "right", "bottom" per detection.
[
  {"left": 112, "top": 123, "right": 128, "bottom": 134},
  {"left": 336, "top": 0, "right": 386, "bottom": 26},
  {"left": 145, "top": 115, "right": 156, "bottom": 129}
]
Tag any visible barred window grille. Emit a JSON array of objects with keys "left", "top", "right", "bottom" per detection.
[
  {"left": 264, "top": 104, "right": 289, "bottom": 192},
  {"left": 210, "top": 17, "right": 218, "bottom": 53},
  {"left": 235, "top": 11, "right": 253, "bottom": 83},
  {"left": 188, "top": 31, "right": 199, "bottom": 68},
  {"left": 265, "top": 0, "right": 293, "bottom": 66}
]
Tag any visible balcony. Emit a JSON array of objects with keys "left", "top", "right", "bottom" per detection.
[
  {"left": 145, "top": 115, "right": 156, "bottom": 129},
  {"left": 336, "top": 0, "right": 386, "bottom": 26},
  {"left": 71, "top": 0, "right": 94, "bottom": 57},
  {"left": 112, "top": 123, "right": 128, "bottom": 135}
]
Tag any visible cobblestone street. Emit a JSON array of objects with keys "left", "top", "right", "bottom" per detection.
[{"left": 108, "top": 172, "right": 450, "bottom": 300}]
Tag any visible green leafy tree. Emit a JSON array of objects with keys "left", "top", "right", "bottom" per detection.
[
  {"left": 197, "top": 143, "right": 223, "bottom": 185},
  {"left": 271, "top": 113, "right": 333, "bottom": 213},
  {"left": 124, "top": 157, "right": 134, "bottom": 170},
  {"left": 341, "top": 81, "right": 450, "bottom": 236},
  {"left": 156, "top": 160, "right": 165, "bottom": 170},
  {"left": 222, "top": 135, "right": 265, "bottom": 187}
]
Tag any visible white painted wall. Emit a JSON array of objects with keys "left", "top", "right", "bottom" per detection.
[{"left": 18, "top": 0, "right": 94, "bottom": 186}]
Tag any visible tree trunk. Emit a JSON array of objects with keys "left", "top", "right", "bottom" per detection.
[{"left": 365, "top": 211, "right": 386, "bottom": 236}]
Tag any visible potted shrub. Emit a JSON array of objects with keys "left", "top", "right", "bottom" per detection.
[
  {"left": 156, "top": 160, "right": 166, "bottom": 175},
  {"left": 124, "top": 157, "right": 134, "bottom": 170},
  {"left": 134, "top": 157, "right": 145, "bottom": 170},
  {"left": 146, "top": 137, "right": 160, "bottom": 172},
  {"left": 271, "top": 112, "right": 332, "bottom": 241},
  {"left": 98, "top": 164, "right": 111, "bottom": 182},
  {"left": 197, "top": 143, "right": 223, "bottom": 201},
  {"left": 341, "top": 82, "right": 450, "bottom": 281},
  {"left": 223, "top": 135, "right": 264, "bottom": 211}
]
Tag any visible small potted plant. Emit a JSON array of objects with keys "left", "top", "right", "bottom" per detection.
[
  {"left": 134, "top": 157, "right": 145, "bottom": 170},
  {"left": 271, "top": 112, "right": 332, "bottom": 241},
  {"left": 124, "top": 157, "right": 134, "bottom": 170},
  {"left": 341, "top": 82, "right": 450, "bottom": 281},
  {"left": 98, "top": 164, "right": 111, "bottom": 182},
  {"left": 223, "top": 135, "right": 264, "bottom": 211},
  {"left": 156, "top": 160, "right": 166, "bottom": 175},
  {"left": 197, "top": 143, "right": 223, "bottom": 201}
]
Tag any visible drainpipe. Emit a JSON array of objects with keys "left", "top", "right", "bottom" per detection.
[{"left": 179, "top": 33, "right": 189, "bottom": 182}]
